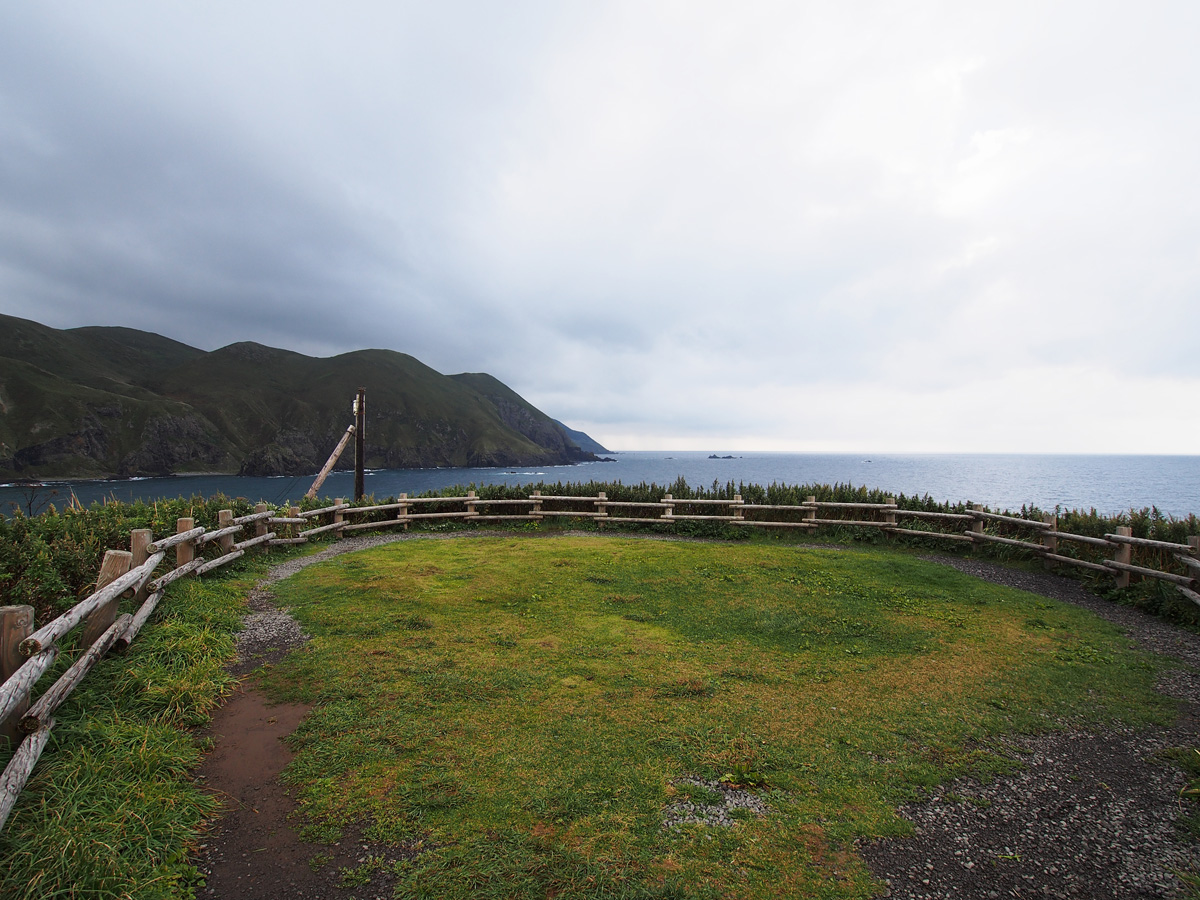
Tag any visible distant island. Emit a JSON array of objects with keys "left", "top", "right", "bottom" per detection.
[
  {"left": 708, "top": 454, "right": 741, "bottom": 459},
  {"left": 0, "top": 314, "right": 610, "bottom": 479}
]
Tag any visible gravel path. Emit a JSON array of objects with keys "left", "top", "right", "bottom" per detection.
[
  {"left": 224, "top": 537, "right": 1200, "bottom": 899},
  {"left": 859, "top": 557, "right": 1200, "bottom": 899}
]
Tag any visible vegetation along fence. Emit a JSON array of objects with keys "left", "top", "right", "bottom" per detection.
[{"left": 2, "top": 488, "right": 1198, "bottom": 832}]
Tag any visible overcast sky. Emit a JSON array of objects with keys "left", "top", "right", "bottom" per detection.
[{"left": 1, "top": 2, "right": 1196, "bottom": 453}]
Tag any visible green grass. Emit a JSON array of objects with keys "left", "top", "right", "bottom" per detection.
[{"left": 258, "top": 535, "right": 1169, "bottom": 899}]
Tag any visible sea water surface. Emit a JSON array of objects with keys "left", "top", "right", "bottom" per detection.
[{"left": 3, "top": 452, "right": 1197, "bottom": 518}]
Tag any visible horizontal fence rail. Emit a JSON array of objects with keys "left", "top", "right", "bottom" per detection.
[{"left": 2, "top": 490, "right": 1198, "bottom": 832}]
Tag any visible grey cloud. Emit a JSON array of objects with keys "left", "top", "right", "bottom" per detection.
[{"left": 1, "top": 2, "right": 1198, "bottom": 452}]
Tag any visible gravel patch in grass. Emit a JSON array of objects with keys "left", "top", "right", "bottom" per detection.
[{"left": 662, "top": 777, "right": 770, "bottom": 830}]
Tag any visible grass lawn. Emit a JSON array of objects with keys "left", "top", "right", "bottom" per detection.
[{"left": 259, "top": 535, "right": 1169, "bottom": 899}]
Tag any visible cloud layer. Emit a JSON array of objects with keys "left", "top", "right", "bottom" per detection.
[{"left": 2, "top": 2, "right": 1197, "bottom": 452}]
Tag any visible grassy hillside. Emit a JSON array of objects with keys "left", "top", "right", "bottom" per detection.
[
  {"left": 554, "top": 418, "right": 611, "bottom": 454},
  {"left": 0, "top": 315, "right": 599, "bottom": 478},
  {"left": 451, "top": 372, "right": 589, "bottom": 458}
]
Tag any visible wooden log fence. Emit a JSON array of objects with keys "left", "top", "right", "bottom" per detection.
[
  {"left": 0, "top": 499, "right": 327, "bottom": 832},
  {"left": 1, "top": 489, "right": 1197, "bottom": 833}
]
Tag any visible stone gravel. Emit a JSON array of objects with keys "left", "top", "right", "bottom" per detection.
[{"left": 662, "top": 776, "right": 770, "bottom": 830}]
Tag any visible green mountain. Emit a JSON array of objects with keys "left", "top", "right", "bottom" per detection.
[
  {"left": 0, "top": 314, "right": 602, "bottom": 478},
  {"left": 552, "top": 419, "right": 611, "bottom": 455}
]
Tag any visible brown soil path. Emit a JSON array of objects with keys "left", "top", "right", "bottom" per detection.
[
  {"left": 194, "top": 687, "right": 314, "bottom": 896},
  {"left": 193, "top": 534, "right": 426, "bottom": 899}
]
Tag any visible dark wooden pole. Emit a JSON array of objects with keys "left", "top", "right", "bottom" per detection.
[{"left": 354, "top": 388, "right": 366, "bottom": 501}]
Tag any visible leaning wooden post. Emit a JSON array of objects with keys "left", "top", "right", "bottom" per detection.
[
  {"left": 130, "top": 529, "right": 152, "bottom": 605},
  {"left": 1112, "top": 526, "right": 1133, "bottom": 589},
  {"left": 334, "top": 497, "right": 345, "bottom": 540},
  {"left": 1041, "top": 513, "right": 1058, "bottom": 569},
  {"left": 217, "top": 509, "right": 235, "bottom": 554},
  {"left": 1, "top": 605, "right": 35, "bottom": 747},
  {"left": 306, "top": 424, "right": 356, "bottom": 500},
  {"left": 254, "top": 503, "right": 269, "bottom": 539},
  {"left": 80, "top": 549, "right": 133, "bottom": 649},
  {"left": 176, "top": 518, "right": 195, "bottom": 568}
]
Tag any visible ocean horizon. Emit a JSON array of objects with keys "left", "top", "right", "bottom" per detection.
[{"left": 3, "top": 451, "right": 1197, "bottom": 519}]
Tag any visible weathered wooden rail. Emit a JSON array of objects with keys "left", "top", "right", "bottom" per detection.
[{"left": 2, "top": 490, "right": 1198, "bottom": 832}]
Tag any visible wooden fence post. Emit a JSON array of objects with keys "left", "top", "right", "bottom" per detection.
[
  {"left": 884, "top": 496, "right": 896, "bottom": 537},
  {"left": 596, "top": 491, "right": 607, "bottom": 530},
  {"left": 1112, "top": 526, "right": 1133, "bottom": 589},
  {"left": 217, "top": 510, "right": 235, "bottom": 554},
  {"left": 176, "top": 518, "right": 195, "bottom": 568},
  {"left": 733, "top": 494, "right": 743, "bottom": 521},
  {"left": 80, "top": 550, "right": 133, "bottom": 649},
  {"left": 804, "top": 496, "right": 817, "bottom": 525},
  {"left": 466, "top": 490, "right": 477, "bottom": 519},
  {"left": 255, "top": 503, "right": 269, "bottom": 539},
  {"left": 532, "top": 490, "right": 543, "bottom": 521},
  {"left": 1041, "top": 513, "right": 1058, "bottom": 569},
  {"left": 130, "top": 529, "right": 152, "bottom": 605},
  {"left": 290, "top": 507, "right": 301, "bottom": 540},
  {"left": 970, "top": 504, "right": 985, "bottom": 546},
  {"left": 334, "top": 498, "right": 345, "bottom": 540},
  {"left": 661, "top": 494, "right": 674, "bottom": 521},
  {"left": 1190, "top": 536, "right": 1200, "bottom": 557},
  {"left": 1, "top": 605, "right": 34, "bottom": 747},
  {"left": 399, "top": 493, "right": 409, "bottom": 531}
]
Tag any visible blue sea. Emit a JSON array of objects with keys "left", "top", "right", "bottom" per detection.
[{"left": 2, "top": 452, "right": 1197, "bottom": 518}]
